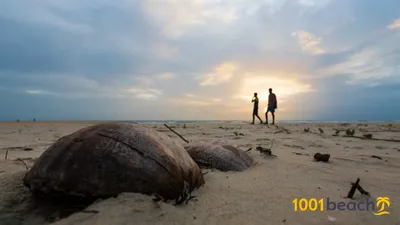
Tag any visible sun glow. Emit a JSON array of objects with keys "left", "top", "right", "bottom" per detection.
[{"left": 236, "top": 75, "right": 314, "bottom": 105}]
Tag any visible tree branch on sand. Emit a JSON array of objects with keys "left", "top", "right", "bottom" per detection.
[
  {"left": 4, "top": 151, "right": 30, "bottom": 170},
  {"left": 164, "top": 124, "right": 189, "bottom": 143},
  {"left": 274, "top": 126, "right": 290, "bottom": 134},
  {"left": 347, "top": 178, "right": 370, "bottom": 199}
]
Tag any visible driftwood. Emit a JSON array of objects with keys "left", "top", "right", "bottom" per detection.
[
  {"left": 164, "top": 124, "right": 189, "bottom": 143},
  {"left": 274, "top": 126, "right": 290, "bottom": 134},
  {"left": 4, "top": 151, "right": 30, "bottom": 170},
  {"left": 371, "top": 155, "right": 383, "bottom": 160},
  {"left": 347, "top": 178, "right": 370, "bottom": 199},
  {"left": 256, "top": 140, "right": 277, "bottom": 157},
  {"left": 347, "top": 178, "right": 360, "bottom": 198},
  {"left": 14, "top": 158, "right": 30, "bottom": 170},
  {"left": 351, "top": 182, "right": 371, "bottom": 196}
]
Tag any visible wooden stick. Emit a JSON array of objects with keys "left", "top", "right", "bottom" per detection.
[
  {"left": 5, "top": 149, "right": 8, "bottom": 159},
  {"left": 6, "top": 153, "right": 30, "bottom": 170},
  {"left": 347, "top": 178, "right": 360, "bottom": 199},
  {"left": 164, "top": 124, "right": 189, "bottom": 143},
  {"left": 351, "top": 183, "right": 371, "bottom": 196},
  {"left": 14, "top": 158, "right": 29, "bottom": 170}
]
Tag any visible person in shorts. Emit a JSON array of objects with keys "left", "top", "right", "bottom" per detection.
[{"left": 264, "top": 88, "right": 277, "bottom": 125}]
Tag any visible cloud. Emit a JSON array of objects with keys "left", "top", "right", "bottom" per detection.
[
  {"left": 157, "top": 73, "right": 175, "bottom": 80},
  {"left": 297, "top": 0, "right": 332, "bottom": 9},
  {"left": 293, "top": 30, "right": 325, "bottom": 55},
  {"left": 184, "top": 93, "right": 195, "bottom": 98},
  {"left": 142, "top": 0, "right": 238, "bottom": 38},
  {"left": 319, "top": 48, "right": 391, "bottom": 81},
  {"left": 141, "top": 0, "right": 299, "bottom": 38},
  {"left": 25, "top": 89, "right": 48, "bottom": 95},
  {"left": 198, "top": 63, "right": 237, "bottom": 86},
  {"left": 150, "top": 42, "right": 179, "bottom": 60},
  {"left": 387, "top": 17, "right": 400, "bottom": 30},
  {"left": 314, "top": 31, "right": 400, "bottom": 85},
  {"left": 236, "top": 74, "right": 315, "bottom": 102},
  {"left": 125, "top": 88, "right": 162, "bottom": 100}
]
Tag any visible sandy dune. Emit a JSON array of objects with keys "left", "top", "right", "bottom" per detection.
[{"left": 1, "top": 121, "right": 399, "bottom": 225}]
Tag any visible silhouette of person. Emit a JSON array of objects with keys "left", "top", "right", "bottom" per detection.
[
  {"left": 264, "top": 88, "right": 277, "bottom": 125},
  {"left": 251, "top": 92, "right": 263, "bottom": 124}
]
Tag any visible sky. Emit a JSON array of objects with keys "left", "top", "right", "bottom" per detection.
[{"left": 0, "top": 0, "right": 399, "bottom": 121}]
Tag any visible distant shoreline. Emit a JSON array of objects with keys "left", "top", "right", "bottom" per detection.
[{"left": 0, "top": 120, "right": 399, "bottom": 124}]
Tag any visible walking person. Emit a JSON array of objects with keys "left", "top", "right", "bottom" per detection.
[
  {"left": 264, "top": 88, "right": 277, "bottom": 125},
  {"left": 251, "top": 92, "right": 263, "bottom": 124}
]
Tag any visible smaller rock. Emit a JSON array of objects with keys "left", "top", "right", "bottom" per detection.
[{"left": 314, "top": 153, "right": 330, "bottom": 162}]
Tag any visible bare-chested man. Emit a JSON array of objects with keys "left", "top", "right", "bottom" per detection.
[
  {"left": 264, "top": 88, "right": 277, "bottom": 125},
  {"left": 251, "top": 92, "right": 263, "bottom": 124}
]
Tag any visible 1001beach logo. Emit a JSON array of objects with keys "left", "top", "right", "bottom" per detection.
[{"left": 292, "top": 197, "right": 390, "bottom": 216}]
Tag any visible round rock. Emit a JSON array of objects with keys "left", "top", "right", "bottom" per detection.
[
  {"left": 184, "top": 139, "right": 253, "bottom": 171},
  {"left": 23, "top": 123, "right": 205, "bottom": 200}
]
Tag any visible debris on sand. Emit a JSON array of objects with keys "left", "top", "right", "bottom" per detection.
[
  {"left": 345, "top": 128, "right": 355, "bottom": 136},
  {"left": 233, "top": 131, "right": 245, "bottom": 136},
  {"left": 313, "top": 153, "right": 330, "bottom": 162},
  {"left": 371, "top": 155, "right": 383, "bottom": 160},
  {"left": 184, "top": 139, "right": 254, "bottom": 171},
  {"left": 304, "top": 128, "right": 310, "bottom": 132},
  {"left": 256, "top": 146, "right": 277, "bottom": 158},
  {"left": 362, "top": 134, "right": 373, "bottom": 139},
  {"left": 274, "top": 127, "right": 291, "bottom": 134},
  {"left": 318, "top": 128, "right": 324, "bottom": 134},
  {"left": 164, "top": 124, "right": 189, "bottom": 143},
  {"left": 333, "top": 129, "right": 341, "bottom": 136},
  {"left": 347, "top": 178, "right": 370, "bottom": 199}
]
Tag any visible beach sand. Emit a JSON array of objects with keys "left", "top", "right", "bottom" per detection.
[{"left": 0, "top": 121, "right": 399, "bottom": 225}]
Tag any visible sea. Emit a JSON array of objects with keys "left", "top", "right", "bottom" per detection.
[
  {"left": 4, "top": 119, "right": 398, "bottom": 124},
  {"left": 108, "top": 120, "right": 399, "bottom": 125}
]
